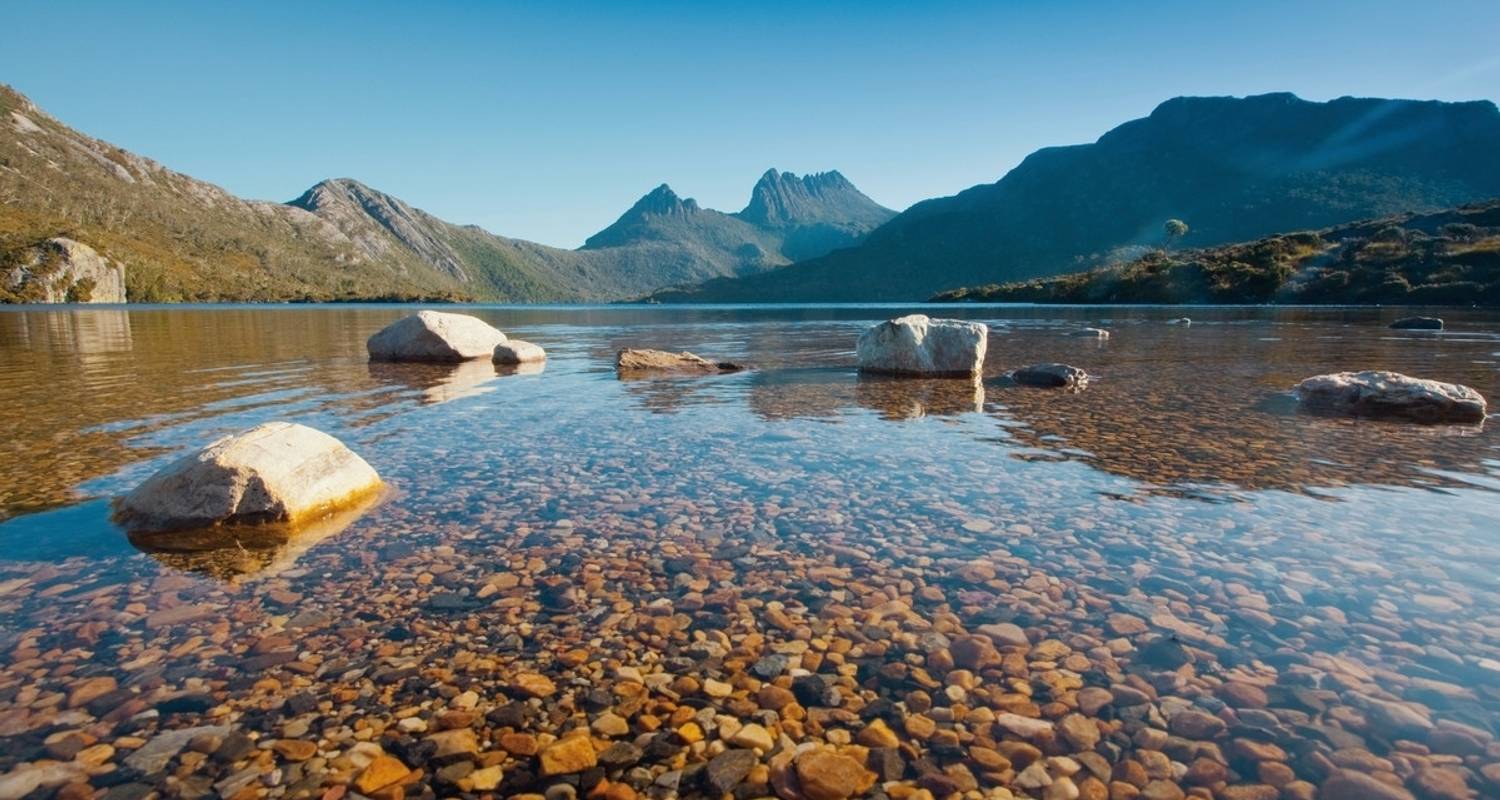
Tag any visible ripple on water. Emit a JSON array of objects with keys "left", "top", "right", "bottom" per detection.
[{"left": 0, "top": 304, "right": 1497, "bottom": 796}]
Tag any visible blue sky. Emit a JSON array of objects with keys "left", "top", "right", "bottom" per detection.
[{"left": 4, "top": 1, "right": 1498, "bottom": 247}]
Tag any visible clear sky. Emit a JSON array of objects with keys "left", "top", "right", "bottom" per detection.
[{"left": 4, "top": 1, "right": 1498, "bottom": 248}]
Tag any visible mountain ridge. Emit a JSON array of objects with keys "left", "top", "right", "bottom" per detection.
[
  {"left": 651, "top": 92, "right": 1500, "bottom": 303},
  {"left": 1, "top": 83, "right": 891, "bottom": 302}
]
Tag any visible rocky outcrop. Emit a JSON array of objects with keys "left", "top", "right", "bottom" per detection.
[
  {"left": 616, "top": 349, "right": 745, "bottom": 374},
  {"left": 1389, "top": 316, "right": 1443, "bottom": 330},
  {"left": 855, "top": 315, "right": 988, "bottom": 377},
  {"left": 1011, "top": 363, "right": 1089, "bottom": 389},
  {"left": 367, "top": 311, "right": 508, "bottom": 362},
  {"left": 289, "top": 179, "right": 471, "bottom": 280},
  {"left": 116, "top": 422, "right": 382, "bottom": 533},
  {"left": 1294, "top": 371, "right": 1487, "bottom": 423},
  {"left": 3, "top": 238, "right": 125, "bottom": 303},
  {"left": 492, "top": 340, "right": 547, "bottom": 364}
]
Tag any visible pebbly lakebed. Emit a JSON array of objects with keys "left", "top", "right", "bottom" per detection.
[{"left": 0, "top": 303, "right": 1498, "bottom": 800}]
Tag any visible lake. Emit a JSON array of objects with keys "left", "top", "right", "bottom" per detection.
[{"left": 1, "top": 304, "right": 1497, "bottom": 799}]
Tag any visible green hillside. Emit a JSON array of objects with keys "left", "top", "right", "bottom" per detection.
[{"left": 932, "top": 201, "right": 1500, "bottom": 305}]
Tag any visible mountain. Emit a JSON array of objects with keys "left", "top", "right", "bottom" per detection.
[
  {"left": 0, "top": 85, "right": 477, "bottom": 302},
  {"left": 736, "top": 169, "right": 896, "bottom": 261},
  {"left": 932, "top": 200, "right": 1500, "bottom": 305},
  {"left": 578, "top": 171, "right": 894, "bottom": 282},
  {"left": 283, "top": 178, "right": 592, "bottom": 301},
  {"left": 0, "top": 84, "right": 890, "bottom": 302},
  {"left": 651, "top": 93, "right": 1500, "bottom": 302}
]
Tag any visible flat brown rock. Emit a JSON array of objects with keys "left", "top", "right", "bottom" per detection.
[
  {"left": 795, "top": 749, "right": 876, "bottom": 800},
  {"left": 540, "top": 735, "right": 598, "bottom": 776},
  {"left": 615, "top": 348, "right": 744, "bottom": 373}
]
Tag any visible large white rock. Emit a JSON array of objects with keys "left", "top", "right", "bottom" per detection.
[
  {"left": 367, "top": 310, "right": 507, "bottom": 362},
  {"left": 1294, "top": 370, "right": 1487, "bottom": 424},
  {"left": 856, "top": 315, "right": 988, "bottom": 377},
  {"left": 117, "top": 422, "right": 382, "bottom": 532}
]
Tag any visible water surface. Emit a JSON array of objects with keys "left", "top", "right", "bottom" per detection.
[{"left": 1, "top": 304, "right": 1497, "bottom": 796}]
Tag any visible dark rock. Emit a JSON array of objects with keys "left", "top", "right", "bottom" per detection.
[
  {"left": 1389, "top": 316, "right": 1443, "bottom": 330},
  {"left": 156, "top": 694, "right": 214, "bottom": 715},
  {"left": 1139, "top": 636, "right": 1195, "bottom": 669},
  {"left": 867, "top": 747, "right": 906, "bottom": 782},
  {"left": 750, "top": 654, "right": 791, "bottom": 680},
  {"left": 211, "top": 731, "right": 256, "bottom": 764},
  {"left": 102, "top": 784, "right": 154, "bottom": 800},
  {"left": 1010, "top": 363, "right": 1089, "bottom": 390},
  {"left": 598, "top": 742, "right": 645, "bottom": 769},
  {"left": 487, "top": 702, "right": 529, "bottom": 728},
  {"left": 704, "top": 749, "right": 759, "bottom": 794},
  {"left": 792, "top": 674, "right": 838, "bottom": 707}
]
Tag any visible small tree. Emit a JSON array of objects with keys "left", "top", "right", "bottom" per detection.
[{"left": 1163, "top": 219, "right": 1189, "bottom": 247}]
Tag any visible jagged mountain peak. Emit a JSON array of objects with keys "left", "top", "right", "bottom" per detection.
[
  {"left": 628, "top": 183, "right": 700, "bottom": 216},
  {"left": 738, "top": 168, "right": 890, "bottom": 229},
  {"left": 754, "top": 168, "right": 853, "bottom": 191},
  {"left": 582, "top": 184, "right": 707, "bottom": 249},
  {"left": 287, "top": 177, "right": 470, "bottom": 281},
  {"left": 290, "top": 177, "right": 401, "bottom": 212}
]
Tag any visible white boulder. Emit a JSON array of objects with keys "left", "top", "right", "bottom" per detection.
[
  {"left": 493, "top": 340, "right": 547, "bottom": 364},
  {"left": 855, "top": 315, "right": 988, "bottom": 377},
  {"left": 1294, "top": 371, "right": 1487, "bottom": 424},
  {"left": 367, "top": 310, "right": 507, "bottom": 362},
  {"left": 117, "top": 422, "right": 382, "bottom": 532}
]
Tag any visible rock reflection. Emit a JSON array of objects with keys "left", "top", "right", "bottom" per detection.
[
  {"left": 496, "top": 360, "right": 545, "bottom": 378},
  {"left": 43, "top": 308, "right": 134, "bottom": 355},
  {"left": 854, "top": 374, "right": 984, "bottom": 420},
  {"left": 127, "top": 490, "right": 384, "bottom": 583},
  {"left": 617, "top": 372, "right": 737, "bottom": 415},
  {"left": 367, "top": 359, "right": 501, "bottom": 405},
  {"left": 617, "top": 364, "right": 984, "bottom": 421}
]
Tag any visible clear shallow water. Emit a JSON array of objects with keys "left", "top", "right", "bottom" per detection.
[{"left": 1, "top": 304, "right": 1498, "bottom": 797}]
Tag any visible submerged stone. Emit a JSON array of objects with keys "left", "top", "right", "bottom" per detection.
[
  {"left": 1293, "top": 370, "right": 1486, "bottom": 424},
  {"left": 1389, "top": 316, "right": 1443, "bottom": 330},
  {"left": 1011, "top": 363, "right": 1089, "bottom": 389}
]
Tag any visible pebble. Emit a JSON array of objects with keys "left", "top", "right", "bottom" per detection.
[
  {"left": 540, "top": 736, "right": 597, "bottom": 776},
  {"left": 354, "top": 756, "right": 410, "bottom": 795}
]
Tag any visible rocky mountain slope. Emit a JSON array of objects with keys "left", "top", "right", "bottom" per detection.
[
  {"left": 580, "top": 170, "right": 894, "bottom": 281},
  {"left": 932, "top": 200, "right": 1500, "bottom": 305},
  {"left": 653, "top": 93, "right": 1500, "bottom": 302},
  {"left": 1, "top": 85, "right": 472, "bottom": 302},
  {"left": 0, "top": 84, "right": 891, "bottom": 302}
]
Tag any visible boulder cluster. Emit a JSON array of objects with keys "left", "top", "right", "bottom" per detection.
[{"left": 115, "top": 313, "right": 1491, "bottom": 539}]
